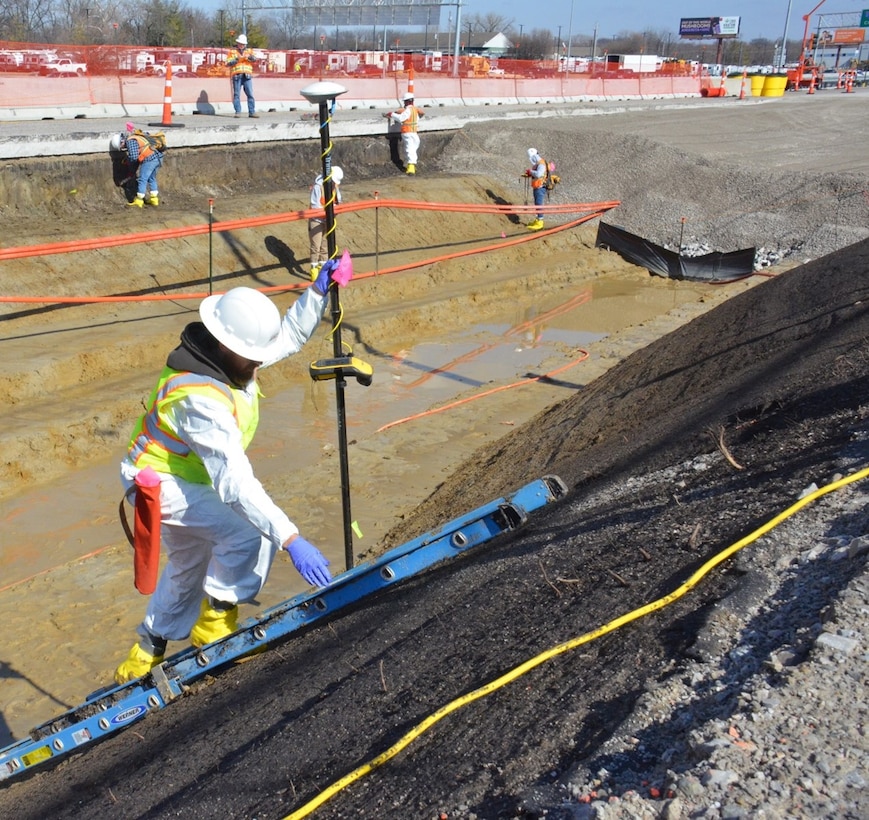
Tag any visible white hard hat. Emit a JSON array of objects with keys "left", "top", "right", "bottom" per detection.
[
  {"left": 403, "top": 93, "right": 414, "bottom": 102},
  {"left": 199, "top": 287, "right": 281, "bottom": 361},
  {"left": 527, "top": 147, "right": 539, "bottom": 161},
  {"left": 331, "top": 166, "right": 344, "bottom": 184},
  {"left": 110, "top": 133, "right": 124, "bottom": 151},
  {"left": 236, "top": 33, "right": 248, "bottom": 45}
]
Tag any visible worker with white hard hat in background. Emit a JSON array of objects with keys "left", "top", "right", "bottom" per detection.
[
  {"left": 227, "top": 33, "right": 259, "bottom": 118},
  {"left": 308, "top": 165, "right": 344, "bottom": 280},
  {"left": 523, "top": 147, "right": 548, "bottom": 231},
  {"left": 384, "top": 93, "right": 424, "bottom": 174},
  {"left": 114, "top": 264, "right": 349, "bottom": 684}
]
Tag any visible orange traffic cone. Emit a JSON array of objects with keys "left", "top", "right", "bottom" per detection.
[
  {"left": 149, "top": 61, "right": 185, "bottom": 128},
  {"left": 739, "top": 70, "right": 746, "bottom": 100}
]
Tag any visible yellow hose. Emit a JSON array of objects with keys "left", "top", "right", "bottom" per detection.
[{"left": 284, "top": 465, "right": 869, "bottom": 819}]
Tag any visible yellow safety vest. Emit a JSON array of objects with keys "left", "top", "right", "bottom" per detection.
[{"left": 127, "top": 367, "right": 260, "bottom": 485}]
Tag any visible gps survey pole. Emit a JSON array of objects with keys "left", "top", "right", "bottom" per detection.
[{"left": 300, "top": 81, "right": 359, "bottom": 571}]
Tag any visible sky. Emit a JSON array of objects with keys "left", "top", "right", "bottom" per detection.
[
  {"left": 192, "top": 0, "right": 801, "bottom": 45},
  {"left": 489, "top": 1, "right": 796, "bottom": 43}
]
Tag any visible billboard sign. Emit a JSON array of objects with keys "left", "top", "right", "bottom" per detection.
[
  {"left": 832, "top": 28, "right": 866, "bottom": 44},
  {"left": 679, "top": 16, "right": 741, "bottom": 38}
]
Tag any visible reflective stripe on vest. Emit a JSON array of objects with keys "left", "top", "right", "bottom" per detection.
[
  {"left": 129, "top": 134, "right": 154, "bottom": 162},
  {"left": 400, "top": 106, "right": 419, "bottom": 133},
  {"left": 229, "top": 49, "right": 254, "bottom": 76},
  {"left": 127, "top": 367, "right": 260, "bottom": 484}
]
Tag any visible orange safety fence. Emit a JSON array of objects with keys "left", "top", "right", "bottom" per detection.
[
  {"left": 0, "top": 198, "right": 620, "bottom": 304},
  {"left": 0, "top": 39, "right": 702, "bottom": 81},
  {"left": 0, "top": 40, "right": 703, "bottom": 113}
]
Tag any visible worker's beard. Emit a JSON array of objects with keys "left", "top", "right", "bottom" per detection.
[{"left": 220, "top": 349, "right": 260, "bottom": 387}]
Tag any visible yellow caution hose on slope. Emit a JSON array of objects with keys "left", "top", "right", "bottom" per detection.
[{"left": 284, "top": 465, "right": 869, "bottom": 819}]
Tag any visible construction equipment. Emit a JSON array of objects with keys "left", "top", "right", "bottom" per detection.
[{"left": 791, "top": 0, "right": 828, "bottom": 91}]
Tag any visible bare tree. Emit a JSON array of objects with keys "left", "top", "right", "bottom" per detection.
[
  {"left": 1, "top": 0, "right": 57, "bottom": 40},
  {"left": 465, "top": 12, "right": 512, "bottom": 34}
]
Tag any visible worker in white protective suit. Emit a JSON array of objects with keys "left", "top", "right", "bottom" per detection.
[
  {"left": 384, "top": 93, "right": 424, "bottom": 174},
  {"left": 308, "top": 165, "right": 344, "bottom": 280},
  {"left": 115, "top": 267, "right": 346, "bottom": 684}
]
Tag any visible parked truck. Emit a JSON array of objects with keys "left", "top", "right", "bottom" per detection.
[{"left": 39, "top": 57, "right": 87, "bottom": 76}]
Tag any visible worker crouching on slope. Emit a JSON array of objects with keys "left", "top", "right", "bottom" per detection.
[
  {"left": 524, "top": 147, "right": 547, "bottom": 231},
  {"left": 384, "top": 93, "right": 424, "bottom": 174},
  {"left": 115, "top": 269, "right": 346, "bottom": 684},
  {"left": 111, "top": 130, "right": 163, "bottom": 208}
]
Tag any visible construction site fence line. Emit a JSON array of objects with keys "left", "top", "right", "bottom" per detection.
[
  {"left": 0, "top": 198, "right": 620, "bottom": 261},
  {"left": 0, "top": 207, "right": 619, "bottom": 306}
]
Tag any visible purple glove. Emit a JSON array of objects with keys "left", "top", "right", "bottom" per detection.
[
  {"left": 287, "top": 536, "right": 332, "bottom": 587},
  {"left": 312, "top": 258, "right": 339, "bottom": 295}
]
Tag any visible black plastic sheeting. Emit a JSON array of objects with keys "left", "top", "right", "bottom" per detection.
[{"left": 595, "top": 222, "right": 756, "bottom": 283}]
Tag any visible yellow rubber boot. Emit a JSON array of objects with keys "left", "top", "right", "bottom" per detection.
[
  {"left": 147, "top": 195, "right": 159, "bottom": 206},
  {"left": 190, "top": 599, "right": 239, "bottom": 647},
  {"left": 127, "top": 195, "right": 144, "bottom": 208},
  {"left": 114, "top": 642, "right": 164, "bottom": 684},
  {"left": 527, "top": 219, "right": 544, "bottom": 232},
  {"left": 406, "top": 163, "right": 416, "bottom": 175}
]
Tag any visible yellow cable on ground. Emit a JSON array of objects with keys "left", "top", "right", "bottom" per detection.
[{"left": 283, "top": 465, "right": 869, "bottom": 819}]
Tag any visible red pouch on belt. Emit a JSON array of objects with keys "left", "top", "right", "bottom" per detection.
[{"left": 131, "top": 467, "right": 162, "bottom": 594}]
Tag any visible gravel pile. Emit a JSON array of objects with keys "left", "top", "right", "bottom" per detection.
[
  {"left": 436, "top": 111, "right": 869, "bottom": 819},
  {"left": 441, "top": 119, "right": 869, "bottom": 267},
  {"left": 515, "top": 427, "right": 869, "bottom": 819}
]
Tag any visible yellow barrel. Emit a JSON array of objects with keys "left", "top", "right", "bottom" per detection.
[
  {"left": 761, "top": 75, "right": 788, "bottom": 97},
  {"left": 750, "top": 75, "right": 766, "bottom": 96}
]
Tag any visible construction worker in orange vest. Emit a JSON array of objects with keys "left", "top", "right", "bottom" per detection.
[
  {"left": 227, "top": 33, "right": 259, "bottom": 118},
  {"left": 110, "top": 130, "right": 164, "bottom": 208},
  {"left": 523, "top": 148, "right": 548, "bottom": 231},
  {"left": 384, "top": 93, "right": 424, "bottom": 174}
]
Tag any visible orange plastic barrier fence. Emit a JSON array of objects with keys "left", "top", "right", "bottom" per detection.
[
  {"left": 0, "top": 39, "right": 702, "bottom": 113},
  {"left": 0, "top": 40, "right": 702, "bottom": 82}
]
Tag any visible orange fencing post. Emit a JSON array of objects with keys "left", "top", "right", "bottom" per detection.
[{"left": 149, "top": 61, "right": 185, "bottom": 128}]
